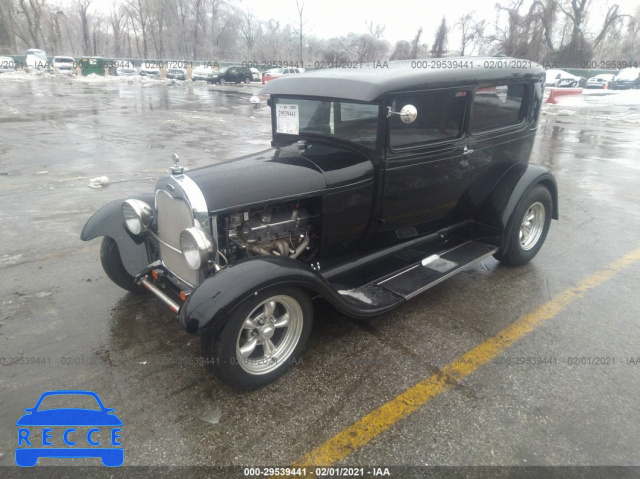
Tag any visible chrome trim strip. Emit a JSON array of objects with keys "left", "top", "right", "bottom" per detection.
[
  {"left": 404, "top": 248, "right": 497, "bottom": 300},
  {"left": 139, "top": 277, "right": 180, "bottom": 313}
]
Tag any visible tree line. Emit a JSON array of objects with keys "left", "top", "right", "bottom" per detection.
[{"left": 0, "top": 0, "right": 637, "bottom": 67}]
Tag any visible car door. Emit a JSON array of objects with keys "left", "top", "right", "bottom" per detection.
[{"left": 379, "top": 88, "right": 471, "bottom": 240}]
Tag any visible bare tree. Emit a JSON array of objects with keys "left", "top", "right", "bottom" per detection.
[
  {"left": 410, "top": 27, "right": 422, "bottom": 59},
  {"left": 123, "top": 0, "right": 150, "bottom": 58},
  {"left": 294, "top": 0, "right": 307, "bottom": 63},
  {"left": 236, "top": 5, "right": 258, "bottom": 55},
  {"left": 389, "top": 40, "right": 412, "bottom": 60},
  {"left": 16, "top": 0, "right": 47, "bottom": 47},
  {"left": 0, "top": 0, "right": 18, "bottom": 53},
  {"left": 431, "top": 17, "right": 448, "bottom": 57},
  {"left": 109, "top": 1, "right": 127, "bottom": 57},
  {"left": 456, "top": 12, "right": 481, "bottom": 55},
  {"left": 77, "top": 0, "right": 93, "bottom": 54},
  {"left": 366, "top": 21, "right": 385, "bottom": 39}
]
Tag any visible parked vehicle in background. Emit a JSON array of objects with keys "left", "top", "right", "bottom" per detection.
[
  {"left": 250, "top": 68, "right": 261, "bottom": 81},
  {"left": 0, "top": 56, "right": 16, "bottom": 73},
  {"left": 50, "top": 56, "right": 76, "bottom": 75},
  {"left": 192, "top": 65, "right": 215, "bottom": 81},
  {"left": 558, "top": 75, "right": 586, "bottom": 88},
  {"left": 207, "top": 66, "right": 253, "bottom": 84},
  {"left": 261, "top": 67, "right": 301, "bottom": 85},
  {"left": 166, "top": 67, "right": 187, "bottom": 80},
  {"left": 116, "top": 66, "right": 137, "bottom": 76},
  {"left": 25, "top": 49, "right": 47, "bottom": 71},
  {"left": 81, "top": 57, "right": 557, "bottom": 390},
  {"left": 544, "top": 69, "right": 578, "bottom": 87},
  {"left": 586, "top": 73, "right": 616, "bottom": 89},
  {"left": 610, "top": 68, "right": 640, "bottom": 90},
  {"left": 140, "top": 65, "right": 160, "bottom": 77}
]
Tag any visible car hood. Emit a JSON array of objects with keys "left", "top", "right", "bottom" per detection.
[
  {"left": 182, "top": 141, "right": 374, "bottom": 213},
  {"left": 16, "top": 409, "right": 123, "bottom": 426}
]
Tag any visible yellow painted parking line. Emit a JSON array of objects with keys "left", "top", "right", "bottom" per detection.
[{"left": 293, "top": 247, "right": 640, "bottom": 468}]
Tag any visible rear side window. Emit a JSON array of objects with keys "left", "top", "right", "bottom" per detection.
[
  {"left": 389, "top": 90, "right": 467, "bottom": 148},
  {"left": 470, "top": 84, "right": 526, "bottom": 132}
]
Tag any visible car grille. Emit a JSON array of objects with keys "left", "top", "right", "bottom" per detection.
[{"left": 156, "top": 191, "right": 199, "bottom": 287}]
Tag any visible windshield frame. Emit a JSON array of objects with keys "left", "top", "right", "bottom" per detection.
[{"left": 271, "top": 95, "right": 381, "bottom": 151}]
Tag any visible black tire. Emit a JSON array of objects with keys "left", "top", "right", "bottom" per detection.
[
  {"left": 202, "top": 286, "right": 313, "bottom": 390},
  {"left": 100, "top": 237, "right": 147, "bottom": 294},
  {"left": 219, "top": 78, "right": 226, "bottom": 85},
  {"left": 243, "top": 76, "right": 251, "bottom": 84},
  {"left": 495, "top": 184, "right": 553, "bottom": 266}
]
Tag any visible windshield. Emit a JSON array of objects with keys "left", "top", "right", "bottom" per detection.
[
  {"left": 274, "top": 97, "right": 379, "bottom": 148},
  {"left": 219, "top": 67, "right": 229, "bottom": 73}
]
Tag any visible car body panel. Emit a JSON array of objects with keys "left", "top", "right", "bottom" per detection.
[
  {"left": 82, "top": 57, "right": 556, "bottom": 345},
  {"left": 80, "top": 194, "right": 156, "bottom": 276},
  {"left": 185, "top": 140, "right": 374, "bottom": 214}
]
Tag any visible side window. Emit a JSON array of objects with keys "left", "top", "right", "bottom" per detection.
[
  {"left": 470, "top": 84, "right": 526, "bottom": 132},
  {"left": 389, "top": 90, "right": 467, "bottom": 148}
]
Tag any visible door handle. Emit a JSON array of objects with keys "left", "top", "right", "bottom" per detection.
[{"left": 463, "top": 146, "right": 474, "bottom": 155}]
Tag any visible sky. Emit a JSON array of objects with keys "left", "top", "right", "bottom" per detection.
[
  {"left": 85, "top": 0, "right": 640, "bottom": 46},
  {"left": 242, "top": 0, "right": 640, "bottom": 45}
]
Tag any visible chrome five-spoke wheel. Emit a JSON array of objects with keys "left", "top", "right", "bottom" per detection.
[
  {"left": 204, "top": 286, "right": 313, "bottom": 390},
  {"left": 236, "top": 295, "right": 304, "bottom": 375},
  {"left": 519, "top": 201, "right": 545, "bottom": 250}
]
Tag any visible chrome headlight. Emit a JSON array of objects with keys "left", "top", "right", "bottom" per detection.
[
  {"left": 180, "top": 227, "right": 216, "bottom": 270},
  {"left": 122, "top": 199, "right": 154, "bottom": 235}
]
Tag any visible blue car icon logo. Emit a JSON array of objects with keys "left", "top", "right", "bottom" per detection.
[{"left": 15, "top": 390, "right": 123, "bottom": 467}]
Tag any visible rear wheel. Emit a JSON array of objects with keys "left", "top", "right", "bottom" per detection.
[
  {"left": 219, "top": 78, "right": 226, "bottom": 85},
  {"left": 100, "top": 237, "right": 147, "bottom": 294},
  {"left": 243, "top": 76, "right": 251, "bottom": 84},
  {"left": 202, "top": 287, "right": 313, "bottom": 390},
  {"left": 495, "top": 184, "right": 552, "bottom": 266}
]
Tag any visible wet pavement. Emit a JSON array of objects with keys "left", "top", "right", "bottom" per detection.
[{"left": 1, "top": 75, "right": 639, "bottom": 476}]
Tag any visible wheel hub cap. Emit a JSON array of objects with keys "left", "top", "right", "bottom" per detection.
[{"left": 519, "top": 202, "right": 545, "bottom": 251}]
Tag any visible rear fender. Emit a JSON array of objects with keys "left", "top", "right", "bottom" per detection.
[
  {"left": 80, "top": 194, "right": 156, "bottom": 276},
  {"left": 179, "top": 256, "right": 400, "bottom": 334},
  {"left": 476, "top": 164, "right": 558, "bottom": 255}
]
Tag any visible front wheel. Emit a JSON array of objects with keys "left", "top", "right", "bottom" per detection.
[
  {"left": 202, "top": 287, "right": 313, "bottom": 390},
  {"left": 495, "top": 184, "right": 552, "bottom": 266},
  {"left": 219, "top": 78, "right": 226, "bottom": 85},
  {"left": 100, "top": 237, "right": 147, "bottom": 294}
]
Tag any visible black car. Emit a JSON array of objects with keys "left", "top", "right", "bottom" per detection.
[
  {"left": 81, "top": 58, "right": 558, "bottom": 390},
  {"left": 207, "top": 66, "right": 253, "bottom": 84}
]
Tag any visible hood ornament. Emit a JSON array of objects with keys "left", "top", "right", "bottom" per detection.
[{"left": 170, "top": 153, "right": 184, "bottom": 176}]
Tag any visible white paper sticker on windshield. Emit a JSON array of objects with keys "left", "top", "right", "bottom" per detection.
[{"left": 276, "top": 104, "right": 299, "bottom": 135}]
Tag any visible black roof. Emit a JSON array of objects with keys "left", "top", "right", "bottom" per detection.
[{"left": 261, "top": 57, "right": 546, "bottom": 102}]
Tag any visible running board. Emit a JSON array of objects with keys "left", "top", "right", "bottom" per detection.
[
  {"left": 378, "top": 241, "right": 497, "bottom": 299},
  {"left": 335, "top": 241, "right": 497, "bottom": 308}
]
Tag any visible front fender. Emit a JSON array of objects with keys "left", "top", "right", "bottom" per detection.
[
  {"left": 80, "top": 194, "right": 156, "bottom": 276},
  {"left": 476, "top": 164, "right": 558, "bottom": 255},
  {"left": 179, "top": 256, "right": 400, "bottom": 334}
]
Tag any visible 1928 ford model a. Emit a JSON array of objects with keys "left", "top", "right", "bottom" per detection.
[{"left": 81, "top": 58, "right": 558, "bottom": 390}]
